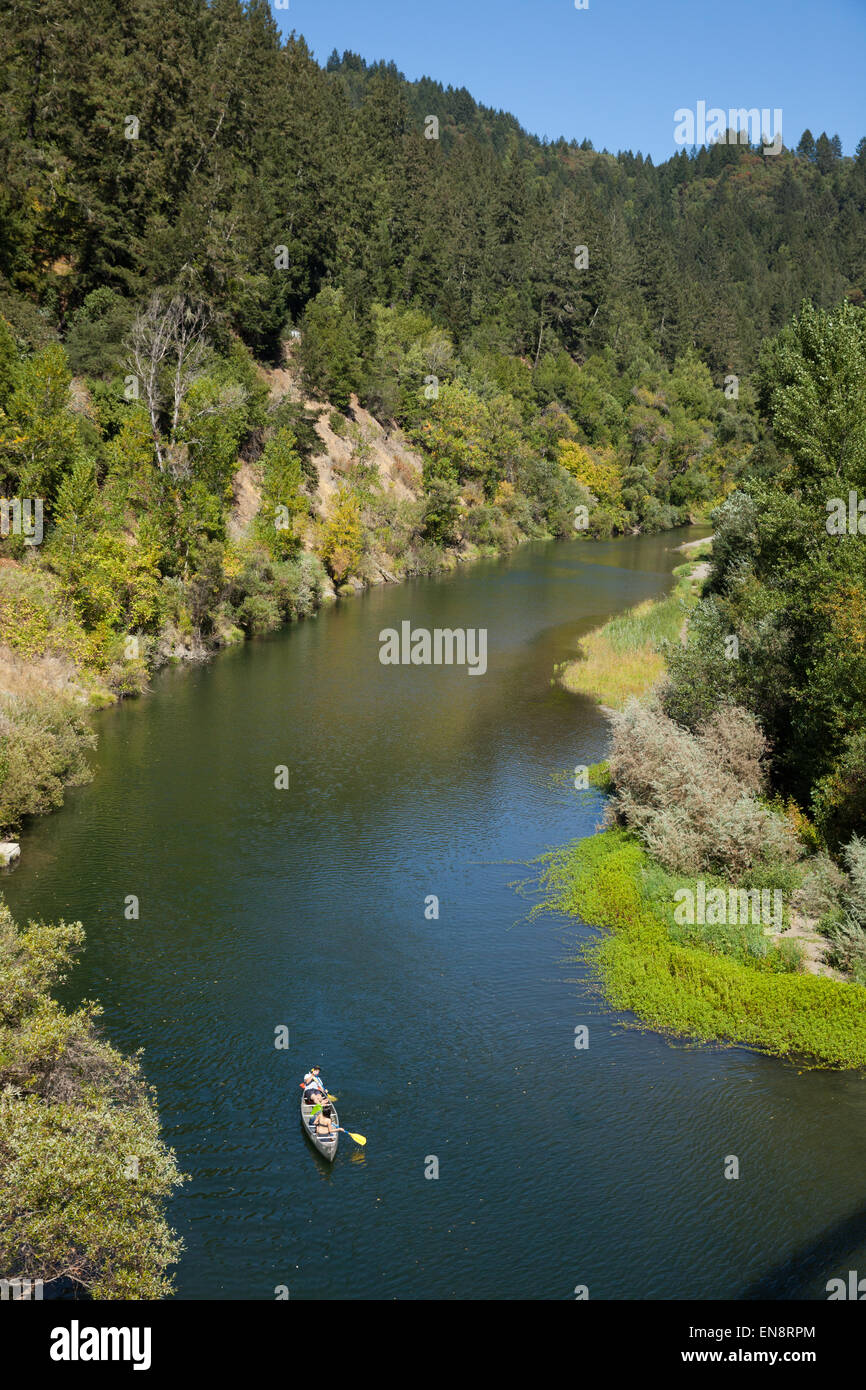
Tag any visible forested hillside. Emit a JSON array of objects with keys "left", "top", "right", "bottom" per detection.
[
  {"left": 2, "top": 1, "right": 864, "bottom": 556},
  {"left": 2, "top": 4, "right": 864, "bottom": 363},
  {"left": 0, "top": 0, "right": 865, "bottom": 838}
]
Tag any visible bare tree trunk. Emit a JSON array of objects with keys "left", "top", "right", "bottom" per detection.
[
  {"left": 126, "top": 295, "right": 210, "bottom": 471},
  {"left": 533, "top": 313, "right": 545, "bottom": 370},
  {"left": 27, "top": 38, "right": 43, "bottom": 142}
]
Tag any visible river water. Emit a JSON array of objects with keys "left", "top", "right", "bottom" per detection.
[{"left": 5, "top": 528, "right": 866, "bottom": 1301}]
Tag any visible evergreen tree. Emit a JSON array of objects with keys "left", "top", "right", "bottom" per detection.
[
  {"left": 797, "top": 129, "right": 816, "bottom": 161},
  {"left": 297, "top": 287, "right": 362, "bottom": 411}
]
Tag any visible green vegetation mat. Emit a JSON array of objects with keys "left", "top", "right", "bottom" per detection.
[{"left": 541, "top": 829, "right": 866, "bottom": 1069}]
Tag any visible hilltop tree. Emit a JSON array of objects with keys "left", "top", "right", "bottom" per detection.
[
  {"left": 796, "top": 129, "right": 816, "bottom": 161},
  {"left": 816, "top": 132, "right": 839, "bottom": 174}
]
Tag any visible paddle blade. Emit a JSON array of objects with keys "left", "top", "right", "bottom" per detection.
[
  {"left": 346, "top": 1131, "right": 366, "bottom": 1146},
  {"left": 326, "top": 1093, "right": 338, "bottom": 1101}
]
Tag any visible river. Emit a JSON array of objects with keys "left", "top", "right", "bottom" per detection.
[{"left": 5, "top": 527, "right": 866, "bottom": 1301}]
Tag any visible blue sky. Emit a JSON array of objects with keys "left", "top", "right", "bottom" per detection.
[{"left": 276, "top": 0, "right": 866, "bottom": 161}]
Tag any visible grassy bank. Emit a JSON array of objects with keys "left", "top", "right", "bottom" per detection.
[
  {"left": 555, "top": 551, "right": 709, "bottom": 708},
  {"left": 542, "top": 829, "right": 866, "bottom": 1068},
  {"left": 548, "top": 537, "right": 866, "bottom": 1067}
]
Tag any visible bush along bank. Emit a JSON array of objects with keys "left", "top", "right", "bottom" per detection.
[
  {"left": 550, "top": 539, "right": 866, "bottom": 1066},
  {"left": 0, "top": 899, "right": 186, "bottom": 1297}
]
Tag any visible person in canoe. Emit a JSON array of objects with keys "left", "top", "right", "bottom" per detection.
[
  {"left": 300, "top": 1066, "right": 327, "bottom": 1103},
  {"left": 313, "top": 1102, "right": 337, "bottom": 1145}
]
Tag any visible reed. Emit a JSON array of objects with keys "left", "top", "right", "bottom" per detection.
[{"left": 557, "top": 563, "right": 700, "bottom": 708}]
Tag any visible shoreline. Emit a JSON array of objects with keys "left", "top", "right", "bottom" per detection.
[
  {"left": 553, "top": 550, "right": 709, "bottom": 709},
  {"left": 1, "top": 521, "right": 706, "bottom": 858},
  {"left": 548, "top": 549, "right": 866, "bottom": 1069},
  {"left": 0, "top": 533, "right": 503, "bottom": 855}
]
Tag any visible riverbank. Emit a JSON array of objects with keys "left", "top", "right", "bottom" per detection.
[
  {"left": 0, "top": 511, "right": 548, "bottom": 848},
  {"left": 549, "top": 544, "right": 866, "bottom": 1068},
  {"left": 0, "top": 349, "right": 572, "bottom": 845},
  {"left": 553, "top": 548, "right": 710, "bottom": 708},
  {"left": 541, "top": 830, "right": 866, "bottom": 1067},
  {"left": 0, "top": 301, "right": 721, "bottom": 846},
  {"left": 0, "top": 446, "right": 709, "bottom": 849}
]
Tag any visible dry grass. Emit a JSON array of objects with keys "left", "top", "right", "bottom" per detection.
[
  {"left": 557, "top": 561, "right": 704, "bottom": 709},
  {"left": 559, "top": 604, "right": 667, "bottom": 706},
  {"left": 0, "top": 644, "right": 89, "bottom": 703}
]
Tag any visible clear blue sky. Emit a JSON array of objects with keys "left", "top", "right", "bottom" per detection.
[{"left": 276, "top": 0, "right": 866, "bottom": 161}]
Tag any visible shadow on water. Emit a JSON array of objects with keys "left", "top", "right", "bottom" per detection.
[{"left": 741, "top": 1203, "right": 866, "bottom": 1299}]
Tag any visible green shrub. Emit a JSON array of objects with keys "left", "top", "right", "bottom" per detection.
[
  {"left": 824, "top": 837, "right": 866, "bottom": 979},
  {"left": 224, "top": 546, "right": 326, "bottom": 630},
  {"left": 794, "top": 853, "right": 847, "bottom": 919},
  {"left": 0, "top": 900, "right": 184, "bottom": 1297},
  {"left": 270, "top": 553, "right": 327, "bottom": 620},
  {"left": 236, "top": 591, "right": 281, "bottom": 636},
  {"left": 256, "top": 427, "right": 307, "bottom": 560},
  {"left": 407, "top": 539, "right": 446, "bottom": 576},
  {"left": 0, "top": 692, "right": 95, "bottom": 832},
  {"left": 812, "top": 729, "right": 866, "bottom": 849},
  {"left": 321, "top": 486, "right": 363, "bottom": 582},
  {"left": 421, "top": 477, "right": 461, "bottom": 546},
  {"left": 825, "top": 918, "right": 866, "bottom": 984},
  {"left": 588, "top": 760, "right": 612, "bottom": 790}
]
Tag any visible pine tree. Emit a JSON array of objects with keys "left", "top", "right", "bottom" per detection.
[
  {"left": 297, "top": 288, "right": 362, "bottom": 411},
  {"left": 50, "top": 453, "right": 100, "bottom": 578},
  {"left": 797, "top": 129, "right": 816, "bottom": 161},
  {"left": 816, "top": 132, "right": 838, "bottom": 173}
]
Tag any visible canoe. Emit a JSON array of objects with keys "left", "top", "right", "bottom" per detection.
[{"left": 301, "top": 1095, "right": 339, "bottom": 1162}]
